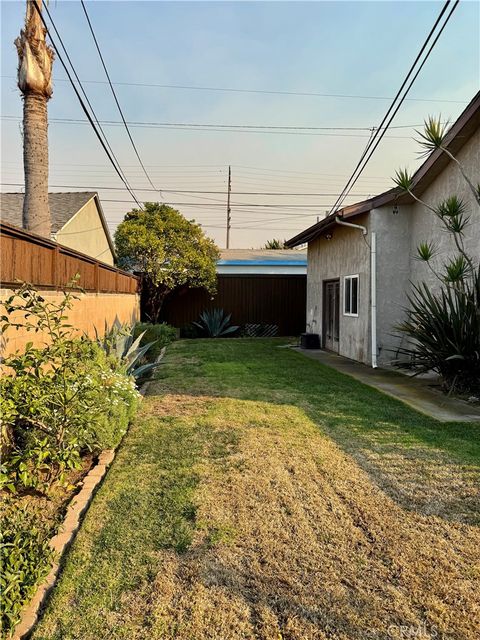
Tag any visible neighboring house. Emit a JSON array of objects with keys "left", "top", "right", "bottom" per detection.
[
  {"left": 0, "top": 191, "right": 116, "bottom": 265},
  {"left": 158, "top": 249, "right": 308, "bottom": 335},
  {"left": 286, "top": 91, "right": 480, "bottom": 367}
]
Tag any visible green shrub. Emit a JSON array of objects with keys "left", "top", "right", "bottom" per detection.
[
  {"left": 0, "top": 284, "right": 141, "bottom": 491},
  {"left": 0, "top": 500, "right": 56, "bottom": 633},
  {"left": 0, "top": 283, "right": 142, "bottom": 636},
  {"left": 133, "top": 322, "right": 177, "bottom": 353}
]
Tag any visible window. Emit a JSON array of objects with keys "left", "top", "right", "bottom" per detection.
[{"left": 344, "top": 275, "right": 359, "bottom": 316}]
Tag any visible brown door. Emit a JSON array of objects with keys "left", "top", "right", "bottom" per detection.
[{"left": 323, "top": 280, "right": 340, "bottom": 353}]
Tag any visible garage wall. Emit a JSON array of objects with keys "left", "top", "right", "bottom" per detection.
[{"left": 156, "top": 274, "right": 307, "bottom": 336}]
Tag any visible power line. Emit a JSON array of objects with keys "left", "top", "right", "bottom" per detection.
[
  {"left": 0, "top": 185, "right": 340, "bottom": 209},
  {"left": 1, "top": 113, "right": 438, "bottom": 131},
  {"left": 1, "top": 182, "right": 374, "bottom": 197},
  {"left": 330, "top": 0, "right": 459, "bottom": 215},
  {"left": 32, "top": 0, "right": 144, "bottom": 209},
  {"left": 0, "top": 74, "right": 468, "bottom": 104},
  {"left": 0, "top": 115, "right": 412, "bottom": 139},
  {"left": 79, "top": 0, "right": 158, "bottom": 193}
]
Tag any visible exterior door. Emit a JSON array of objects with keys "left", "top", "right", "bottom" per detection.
[{"left": 323, "top": 280, "right": 340, "bottom": 353}]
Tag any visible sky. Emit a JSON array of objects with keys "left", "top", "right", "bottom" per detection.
[{"left": 1, "top": 0, "right": 479, "bottom": 249}]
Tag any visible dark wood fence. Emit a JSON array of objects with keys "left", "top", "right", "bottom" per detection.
[
  {"left": 0, "top": 221, "right": 138, "bottom": 294},
  {"left": 157, "top": 274, "right": 306, "bottom": 336}
]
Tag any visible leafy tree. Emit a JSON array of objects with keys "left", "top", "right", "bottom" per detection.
[
  {"left": 263, "top": 238, "right": 286, "bottom": 249},
  {"left": 393, "top": 117, "right": 480, "bottom": 393},
  {"left": 115, "top": 203, "right": 220, "bottom": 322}
]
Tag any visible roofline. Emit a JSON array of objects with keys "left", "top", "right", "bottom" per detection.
[
  {"left": 286, "top": 90, "right": 480, "bottom": 248},
  {"left": 52, "top": 192, "right": 117, "bottom": 261},
  {"left": 92, "top": 193, "right": 117, "bottom": 261},
  {"left": 218, "top": 260, "right": 307, "bottom": 266}
]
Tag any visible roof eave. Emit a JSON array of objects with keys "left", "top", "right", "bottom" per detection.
[{"left": 286, "top": 90, "right": 480, "bottom": 248}]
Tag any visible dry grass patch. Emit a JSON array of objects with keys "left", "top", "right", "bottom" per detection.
[
  {"left": 32, "top": 340, "right": 480, "bottom": 640},
  {"left": 139, "top": 399, "right": 480, "bottom": 640}
]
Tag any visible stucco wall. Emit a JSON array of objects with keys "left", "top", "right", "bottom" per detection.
[
  {"left": 409, "top": 127, "right": 480, "bottom": 289},
  {"left": 55, "top": 198, "right": 115, "bottom": 265},
  {"left": 1, "top": 290, "right": 140, "bottom": 357},
  {"left": 370, "top": 205, "right": 412, "bottom": 366},
  {"left": 369, "top": 127, "right": 479, "bottom": 366},
  {"left": 306, "top": 213, "right": 371, "bottom": 364}
]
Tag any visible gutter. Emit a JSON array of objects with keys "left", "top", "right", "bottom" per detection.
[{"left": 335, "top": 217, "right": 377, "bottom": 369}]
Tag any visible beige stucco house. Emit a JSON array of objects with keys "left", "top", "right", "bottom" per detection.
[
  {"left": 0, "top": 191, "right": 116, "bottom": 265},
  {"left": 286, "top": 91, "right": 480, "bottom": 368}
]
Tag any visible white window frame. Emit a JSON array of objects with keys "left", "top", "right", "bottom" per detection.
[{"left": 343, "top": 274, "right": 359, "bottom": 317}]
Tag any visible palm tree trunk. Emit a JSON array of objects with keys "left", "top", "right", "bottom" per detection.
[
  {"left": 15, "top": 0, "right": 54, "bottom": 237},
  {"left": 22, "top": 91, "right": 50, "bottom": 236}
]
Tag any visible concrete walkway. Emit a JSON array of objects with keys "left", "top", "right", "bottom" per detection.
[{"left": 294, "top": 348, "right": 480, "bottom": 423}]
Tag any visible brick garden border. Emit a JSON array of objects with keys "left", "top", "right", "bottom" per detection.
[{"left": 11, "top": 347, "right": 166, "bottom": 639}]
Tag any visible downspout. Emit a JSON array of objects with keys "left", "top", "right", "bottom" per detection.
[{"left": 335, "top": 216, "right": 377, "bottom": 369}]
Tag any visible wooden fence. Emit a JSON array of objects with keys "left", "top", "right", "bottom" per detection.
[
  {"left": 157, "top": 274, "right": 307, "bottom": 336},
  {"left": 0, "top": 221, "right": 138, "bottom": 294}
]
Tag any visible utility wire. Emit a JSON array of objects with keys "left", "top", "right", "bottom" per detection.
[
  {"left": 1, "top": 181, "right": 370, "bottom": 201},
  {"left": 0, "top": 114, "right": 444, "bottom": 132},
  {"left": 80, "top": 0, "right": 158, "bottom": 193},
  {"left": 0, "top": 74, "right": 467, "bottom": 104},
  {"left": 31, "top": 0, "right": 144, "bottom": 209},
  {"left": 330, "top": 0, "right": 459, "bottom": 215},
  {"left": 0, "top": 115, "right": 412, "bottom": 139}
]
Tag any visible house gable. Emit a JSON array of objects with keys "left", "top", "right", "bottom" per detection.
[{"left": 55, "top": 195, "right": 115, "bottom": 266}]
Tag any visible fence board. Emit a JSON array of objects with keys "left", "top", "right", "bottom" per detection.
[
  {"left": 157, "top": 274, "right": 306, "bottom": 336},
  {"left": 0, "top": 222, "right": 138, "bottom": 294}
]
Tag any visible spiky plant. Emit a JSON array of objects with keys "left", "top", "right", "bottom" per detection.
[
  {"left": 193, "top": 309, "right": 239, "bottom": 338},
  {"left": 393, "top": 117, "right": 480, "bottom": 393}
]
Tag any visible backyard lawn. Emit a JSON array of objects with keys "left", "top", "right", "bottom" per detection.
[{"left": 32, "top": 339, "right": 480, "bottom": 640}]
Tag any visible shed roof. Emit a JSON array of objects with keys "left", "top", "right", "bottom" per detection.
[
  {"left": 219, "top": 249, "right": 307, "bottom": 266},
  {"left": 286, "top": 90, "right": 480, "bottom": 248}
]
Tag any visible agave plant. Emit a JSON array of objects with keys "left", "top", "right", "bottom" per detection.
[
  {"left": 96, "top": 320, "right": 161, "bottom": 380},
  {"left": 193, "top": 309, "right": 239, "bottom": 338},
  {"left": 394, "top": 270, "right": 480, "bottom": 394}
]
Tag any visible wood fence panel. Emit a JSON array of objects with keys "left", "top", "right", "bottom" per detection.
[
  {"left": 157, "top": 274, "right": 307, "bottom": 336},
  {"left": 0, "top": 222, "right": 138, "bottom": 294},
  {"left": 1, "top": 235, "right": 15, "bottom": 283}
]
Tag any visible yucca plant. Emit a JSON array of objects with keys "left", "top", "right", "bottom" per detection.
[
  {"left": 193, "top": 309, "right": 239, "bottom": 338},
  {"left": 393, "top": 116, "right": 480, "bottom": 394},
  {"left": 394, "top": 272, "right": 480, "bottom": 393}
]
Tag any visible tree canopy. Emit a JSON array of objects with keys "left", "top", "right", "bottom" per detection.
[
  {"left": 115, "top": 203, "right": 220, "bottom": 321},
  {"left": 263, "top": 239, "right": 286, "bottom": 250}
]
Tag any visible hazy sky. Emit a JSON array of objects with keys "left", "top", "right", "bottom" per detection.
[{"left": 1, "top": 0, "right": 479, "bottom": 248}]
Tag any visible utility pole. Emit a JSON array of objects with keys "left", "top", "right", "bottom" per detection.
[{"left": 226, "top": 165, "right": 231, "bottom": 248}]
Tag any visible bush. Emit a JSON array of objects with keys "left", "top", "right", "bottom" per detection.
[
  {"left": 133, "top": 322, "right": 177, "bottom": 356},
  {"left": 0, "top": 286, "right": 140, "bottom": 492},
  {"left": 0, "top": 499, "right": 56, "bottom": 633},
  {"left": 0, "top": 283, "right": 142, "bottom": 636}
]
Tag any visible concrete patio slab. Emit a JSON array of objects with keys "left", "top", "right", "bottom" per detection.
[{"left": 293, "top": 348, "right": 480, "bottom": 423}]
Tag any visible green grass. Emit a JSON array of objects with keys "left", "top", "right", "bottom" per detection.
[
  {"left": 30, "top": 339, "right": 480, "bottom": 639},
  {"left": 154, "top": 339, "right": 480, "bottom": 466}
]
